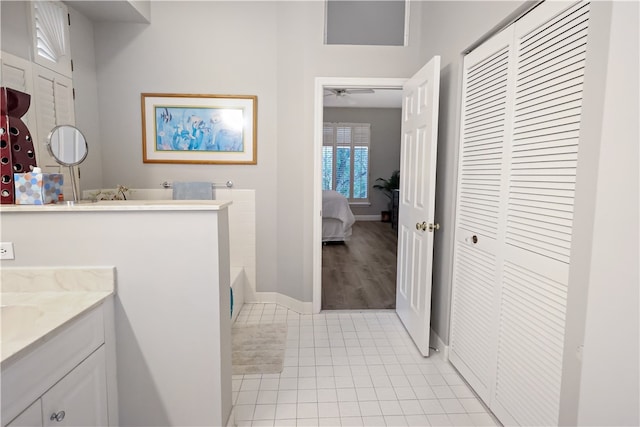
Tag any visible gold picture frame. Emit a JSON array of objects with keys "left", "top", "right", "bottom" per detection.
[{"left": 141, "top": 93, "right": 257, "bottom": 164}]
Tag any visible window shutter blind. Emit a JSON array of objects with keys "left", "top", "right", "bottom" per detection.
[
  {"left": 352, "top": 124, "right": 369, "bottom": 145},
  {"left": 1, "top": 54, "right": 33, "bottom": 93},
  {"left": 1, "top": 52, "right": 37, "bottom": 138},
  {"left": 31, "top": 1, "right": 72, "bottom": 78},
  {"left": 322, "top": 146, "right": 333, "bottom": 190},
  {"left": 322, "top": 122, "right": 370, "bottom": 201},
  {"left": 53, "top": 77, "right": 74, "bottom": 124},
  {"left": 33, "top": 64, "right": 76, "bottom": 196},
  {"left": 336, "top": 125, "right": 351, "bottom": 145},
  {"left": 323, "top": 124, "right": 334, "bottom": 146},
  {"left": 353, "top": 146, "right": 368, "bottom": 198},
  {"left": 34, "top": 68, "right": 59, "bottom": 148},
  {"left": 351, "top": 123, "right": 370, "bottom": 199}
]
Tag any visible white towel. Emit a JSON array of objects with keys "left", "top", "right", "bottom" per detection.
[{"left": 172, "top": 182, "right": 213, "bottom": 200}]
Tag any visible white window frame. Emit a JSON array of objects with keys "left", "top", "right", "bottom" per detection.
[{"left": 322, "top": 122, "right": 371, "bottom": 203}]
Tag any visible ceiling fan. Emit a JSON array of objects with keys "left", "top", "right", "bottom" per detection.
[{"left": 324, "top": 88, "right": 375, "bottom": 97}]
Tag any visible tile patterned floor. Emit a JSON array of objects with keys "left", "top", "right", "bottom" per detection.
[{"left": 232, "top": 303, "right": 500, "bottom": 427}]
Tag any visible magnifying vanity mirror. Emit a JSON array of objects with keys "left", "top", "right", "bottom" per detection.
[{"left": 46, "top": 125, "right": 88, "bottom": 203}]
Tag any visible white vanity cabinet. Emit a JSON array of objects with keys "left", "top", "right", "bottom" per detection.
[
  {"left": 7, "top": 347, "right": 108, "bottom": 427},
  {"left": 2, "top": 299, "right": 116, "bottom": 427},
  {"left": 41, "top": 347, "right": 108, "bottom": 427}
]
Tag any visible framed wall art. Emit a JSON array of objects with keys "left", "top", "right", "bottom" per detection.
[{"left": 141, "top": 93, "right": 257, "bottom": 164}]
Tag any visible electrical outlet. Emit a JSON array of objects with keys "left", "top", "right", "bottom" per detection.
[{"left": 0, "top": 242, "right": 15, "bottom": 260}]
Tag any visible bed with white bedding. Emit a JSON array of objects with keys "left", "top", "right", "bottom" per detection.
[{"left": 322, "top": 190, "right": 356, "bottom": 242}]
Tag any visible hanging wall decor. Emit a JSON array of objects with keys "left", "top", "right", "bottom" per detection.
[{"left": 141, "top": 93, "right": 257, "bottom": 165}]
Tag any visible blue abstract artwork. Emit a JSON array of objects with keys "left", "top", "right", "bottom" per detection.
[{"left": 154, "top": 106, "right": 244, "bottom": 152}]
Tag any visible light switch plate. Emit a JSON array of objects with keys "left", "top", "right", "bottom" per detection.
[{"left": 0, "top": 242, "right": 15, "bottom": 260}]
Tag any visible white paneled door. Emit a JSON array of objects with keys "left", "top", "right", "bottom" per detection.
[{"left": 395, "top": 56, "right": 441, "bottom": 357}]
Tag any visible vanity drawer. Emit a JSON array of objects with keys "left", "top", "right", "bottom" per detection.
[{"left": 1, "top": 306, "right": 105, "bottom": 425}]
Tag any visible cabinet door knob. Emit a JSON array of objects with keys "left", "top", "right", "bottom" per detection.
[{"left": 50, "top": 411, "right": 66, "bottom": 422}]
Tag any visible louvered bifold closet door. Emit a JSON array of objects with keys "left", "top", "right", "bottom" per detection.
[
  {"left": 448, "top": 27, "right": 516, "bottom": 403},
  {"left": 450, "top": 1, "right": 590, "bottom": 426},
  {"left": 492, "top": 1, "right": 590, "bottom": 426}
]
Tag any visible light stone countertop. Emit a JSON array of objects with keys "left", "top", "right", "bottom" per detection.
[
  {"left": 1, "top": 267, "right": 115, "bottom": 365},
  {"left": 0, "top": 199, "right": 231, "bottom": 212}
]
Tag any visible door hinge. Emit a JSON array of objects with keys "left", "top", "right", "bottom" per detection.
[
  {"left": 72, "top": 88, "right": 76, "bottom": 100},
  {"left": 68, "top": 13, "right": 71, "bottom": 26},
  {"left": 71, "top": 59, "right": 74, "bottom": 72}
]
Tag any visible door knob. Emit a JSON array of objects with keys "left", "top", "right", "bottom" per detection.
[
  {"left": 428, "top": 223, "right": 440, "bottom": 232},
  {"left": 50, "top": 411, "right": 66, "bottom": 422},
  {"left": 416, "top": 221, "right": 427, "bottom": 231}
]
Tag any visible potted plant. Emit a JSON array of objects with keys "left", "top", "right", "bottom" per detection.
[{"left": 373, "top": 170, "right": 399, "bottom": 222}]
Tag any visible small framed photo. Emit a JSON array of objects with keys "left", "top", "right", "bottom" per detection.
[{"left": 141, "top": 93, "right": 257, "bottom": 164}]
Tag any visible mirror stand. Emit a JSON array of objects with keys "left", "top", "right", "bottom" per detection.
[
  {"left": 46, "top": 125, "right": 88, "bottom": 203},
  {"left": 68, "top": 165, "right": 79, "bottom": 203}
]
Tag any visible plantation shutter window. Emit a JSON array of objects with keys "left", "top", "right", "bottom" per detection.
[
  {"left": 0, "top": 52, "right": 37, "bottom": 138},
  {"left": 32, "top": 64, "right": 76, "bottom": 196},
  {"left": 322, "top": 122, "right": 371, "bottom": 202},
  {"left": 31, "top": 0, "right": 72, "bottom": 78}
]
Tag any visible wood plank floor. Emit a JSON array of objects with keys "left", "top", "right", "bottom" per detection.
[{"left": 322, "top": 221, "right": 397, "bottom": 310}]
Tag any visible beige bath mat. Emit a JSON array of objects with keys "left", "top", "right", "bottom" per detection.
[{"left": 232, "top": 323, "right": 288, "bottom": 375}]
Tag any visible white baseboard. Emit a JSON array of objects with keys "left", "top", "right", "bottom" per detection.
[
  {"left": 430, "top": 328, "right": 450, "bottom": 361},
  {"left": 354, "top": 215, "right": 383, "bottom": 221},
  {"left": 246, "top": 292, "right": 313, "bottom": 314}
]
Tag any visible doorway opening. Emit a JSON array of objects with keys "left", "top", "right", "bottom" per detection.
[{"left": 312, "top": 77, "right": 407, "bottom": 313}]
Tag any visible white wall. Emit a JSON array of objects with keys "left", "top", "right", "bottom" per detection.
[
  {"left": 417, "top": 0, "right": 527, "bottom": 344},
  {"left": 92, "top": 1, "right": 281, "bottom": 299},
  {"left": 89, "top": 0, "right": 425, "bottom": 302},
  {"left": 0, "top": 2, "right": 30, "bottom": 58},
  {"left": 574, "top": 1, "right": 639, "bottom": 424},
  {"left": 323, "top": 107, "right": 402, "bottom": 217},
  {"left": 128, "top": 0, "right": 150, "bottom": 22},
  {"left": 68, "top": 6, "right": 103, "bottom": 191},
  {"left": 0, "top": 206, "right": 232, "bottom": 426},
  {"left": 275, "top": 1, "right": 424, "bottom": 302}
]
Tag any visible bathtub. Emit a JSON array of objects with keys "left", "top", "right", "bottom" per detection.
[{"left": 230, "top": 267, "right": 245, "bottom": 323}]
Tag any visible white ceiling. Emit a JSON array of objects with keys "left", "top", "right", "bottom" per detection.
[
  {"left": 323, "top": 88, "right": 402, "bottom": 109},
  {"left": 65, "top": 1, "right": 149, "bottom": 23}
]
